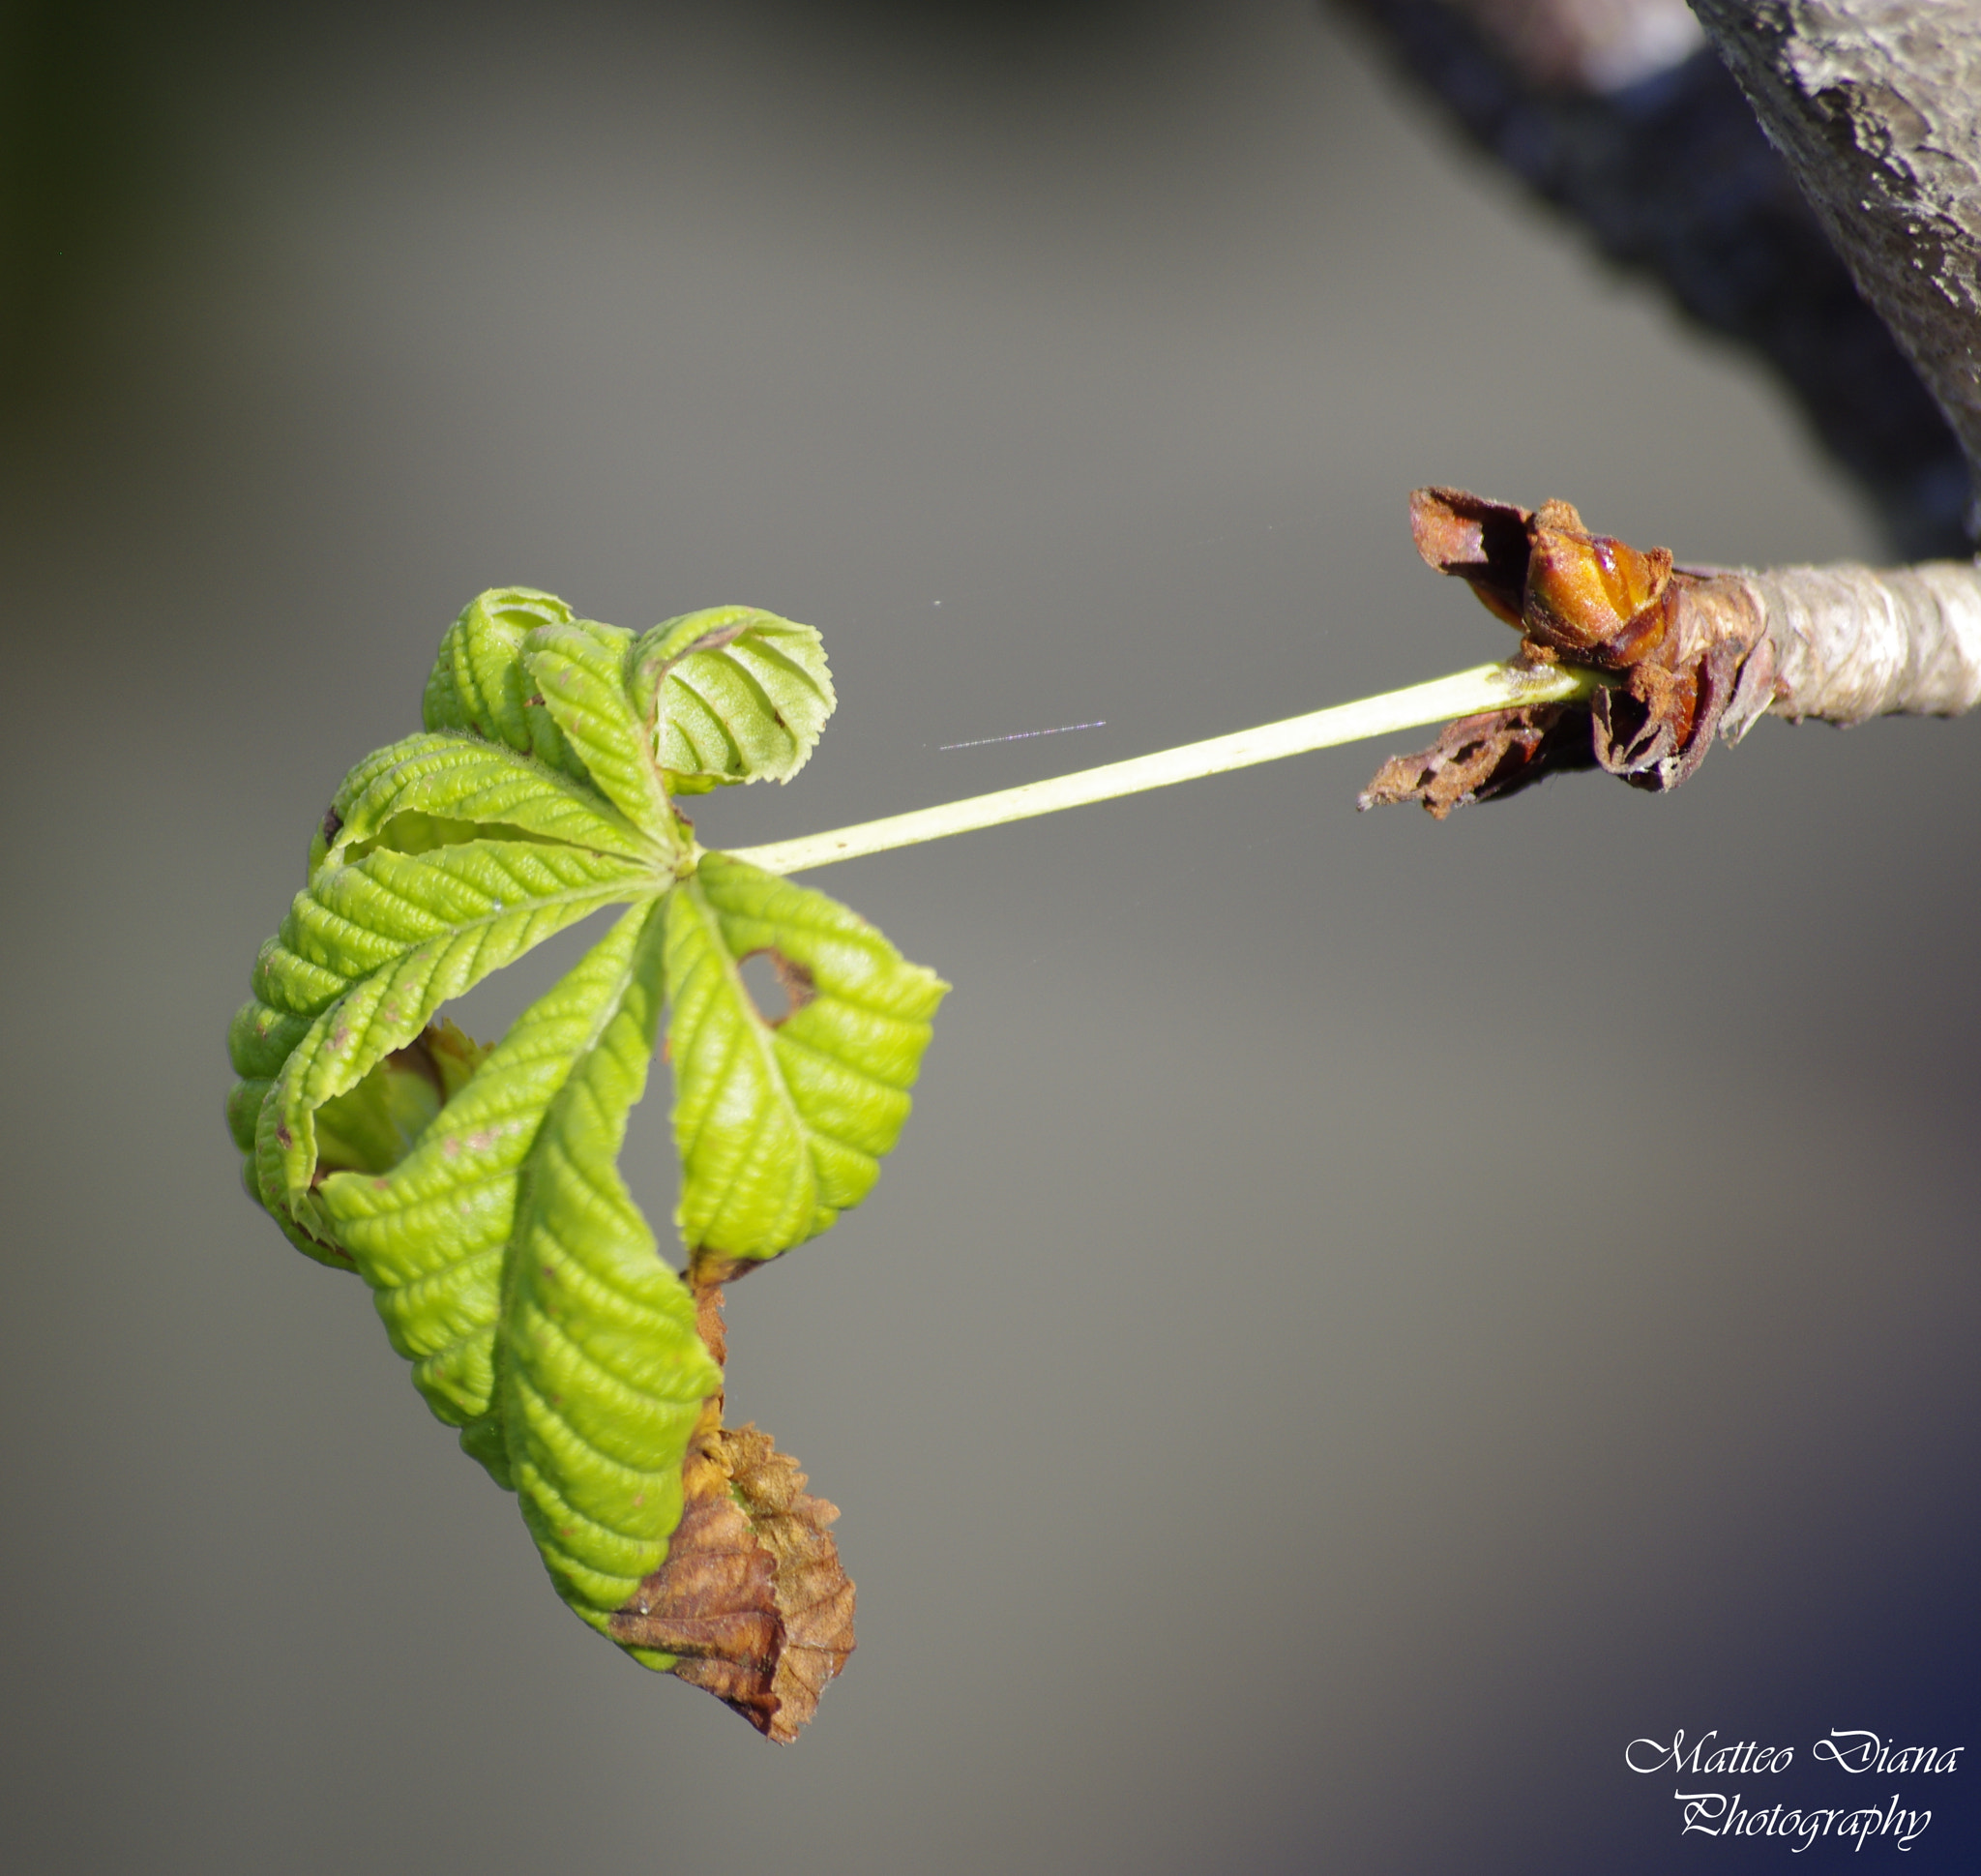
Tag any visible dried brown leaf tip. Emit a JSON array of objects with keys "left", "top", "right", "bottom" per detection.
[
  {"left": 1362, "top": 487, "right": 1770, "bottom": 816},
  {"left": 610, "top": 1291, "right": 855, "bottom": 1742}
]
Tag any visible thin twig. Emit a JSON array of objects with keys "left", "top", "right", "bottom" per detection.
[{"left": 722, "top": 661, "right": 1602, "bottom": 876}]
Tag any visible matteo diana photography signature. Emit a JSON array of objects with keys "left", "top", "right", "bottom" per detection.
[{"left": 1626, "top": 1730, "right": 1965, "bottom": 1852}]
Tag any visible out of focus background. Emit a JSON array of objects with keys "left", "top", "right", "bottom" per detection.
[{"left": 5, "top": 3, "right": 1977, "bottom": 1869}]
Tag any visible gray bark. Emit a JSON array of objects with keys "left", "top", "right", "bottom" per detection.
[
  {"left": 1332, "top": 0, "right": 1973, "bottom": 556},
  {"left": 1714, "top": 557, "right": 1981, "bottom": 730},
  {"left": 1691, "top": 1, "right": 1981, "bottom": 519}
]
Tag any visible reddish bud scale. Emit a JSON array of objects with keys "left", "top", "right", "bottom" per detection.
[
  {"left": 1522, "top": 499, "right": 1675, "bottom": 669},
  {"left": 1372, "top": 486, "right": 1771, "bottom": 813}
]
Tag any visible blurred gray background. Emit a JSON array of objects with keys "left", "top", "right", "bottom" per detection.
[{"left": 4, "top": 2, "right": 1977, "bottom": 1870}]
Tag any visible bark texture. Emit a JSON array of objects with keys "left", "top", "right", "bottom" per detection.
[
  {"left": 1332, "top": 0, "right": 1973, "bottom": 556},
  {"left": 1691, "top": 1, "right": 1981, "bottom": 516},
  {"left": 1731, "top": 558, "right": 1981, "bottom": 727}
]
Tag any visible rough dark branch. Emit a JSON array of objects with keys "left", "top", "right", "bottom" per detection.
[
  {"left": 1330, "top": 0, "right": 1973, "bottom": 557},
  {"left": 1690, "top": 1, "right": 1981, "bottom": 531}
]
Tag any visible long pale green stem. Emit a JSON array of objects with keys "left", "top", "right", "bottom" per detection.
[{"left": 724, "top": 660, "right": 1600, "bottom": 877}]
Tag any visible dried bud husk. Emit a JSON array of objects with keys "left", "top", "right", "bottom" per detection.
[
  {"left": 609, "top": 1288, "right": 856, "bottom": 1742},
  {"left": 1365, "top": 488, "right": 1769, "bottom": 814},
  {"left": 1358, "top": 701, "right": 1599, "bottom": 816}
]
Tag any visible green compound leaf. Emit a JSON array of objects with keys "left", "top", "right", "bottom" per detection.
[
  {"left": 496, "top": 900, "right": 724, "bottom": 1629},
  {"left": 228, "top": 586, "right": 946, "bottom": 1735},
  {"left": 666, "top": 852, "right": 947, "bottom": 1271},
  {"left": 633, "top": 607, "right": 835, "bottom": 793}
]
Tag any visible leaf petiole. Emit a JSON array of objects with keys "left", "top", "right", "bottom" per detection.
[{"left": 724, "top": 659, "right": 1606, "bottom": 876}]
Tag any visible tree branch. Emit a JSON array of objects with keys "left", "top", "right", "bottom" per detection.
[
  {"left": 1331, "top": 0, "right": 1973, "bottom": 556},
  {"left": 1728, "top": 557, "right": 1981, "bottom": 727},
  {"left": 1327, "top": 4, "right": 1981, "bottom": 813},
  {"left": 1360, "top": 487, "right": 1981, "bottom": 817},
  {"left": 1690, "top": 1, "right": 1981, "bottom": 524}
]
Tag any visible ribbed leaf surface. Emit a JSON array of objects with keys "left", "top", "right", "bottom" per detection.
[
  {"left": 496, "top": 901, "right": 723, "bottom": 1623},
  {"left": 258, "top": 839, "right": 657, "bottom": 1211},
  {"left": 634, "top": 607, "right": 835, "bottom": 789},
  {"left": 316, "top": 730, "right": 662, "bottom": 874},
  {"left": 316, "top": 924, "right": 673, "bottom": 1454},
  {"left": 423, "top": 586, "right": 580, "bottom": 773},
  {"left": 666, "top": 853, "right": 947, "bottom": 1266},
  {"left": 523, "top": 621, "right": 674, "bottom": 839}
]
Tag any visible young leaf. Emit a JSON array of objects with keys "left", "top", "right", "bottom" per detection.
[
  {"left": 495, "top": 900, "right": 724, "bottom": 1628},
  {"left": 229, "top": 585, "right": 947, "bottom": 1736},
  {"left": 522, "top": 620, "right": 677, "bottom": 842},
  {"left": 313, "top": 919, "right": 683, "bottom": 1466},
  {"left": 666, "top": 852, "right": 947, "bottom": 1273},
  {"left": 254, "top": 838, "right": 664, "bottom": 1225},
  {"left": 313, "top": 730, "right": 665, "bottom": 876},
  {"left": 633, "top": 607, "right": 835, "bottom": 792},
  {"left": 423, "top": 586, "right": 581, "bottom": 774}
]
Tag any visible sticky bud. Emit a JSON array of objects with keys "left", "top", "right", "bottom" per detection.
[
  {"left": 1523, "top": 498, "right": 1674, "bottom": 667},
  {"left": 1376, "top": 485, "right": 1768, "bottom": 813}
]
